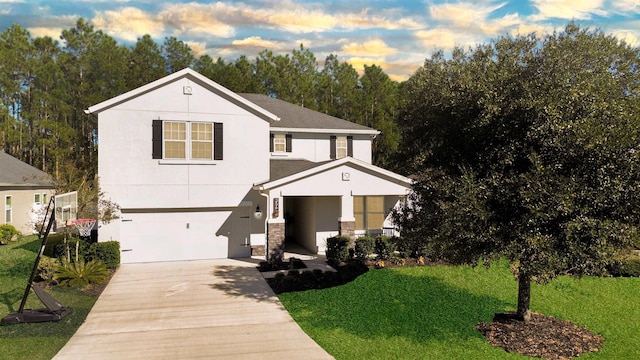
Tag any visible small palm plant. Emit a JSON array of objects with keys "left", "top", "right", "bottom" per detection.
[{"left": 54, "top": 259, "right": 109, "bottom": 288}]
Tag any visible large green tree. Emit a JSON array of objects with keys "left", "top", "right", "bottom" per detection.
[{"left": 394, "top": 23, "right": 640, "bottom": 321}]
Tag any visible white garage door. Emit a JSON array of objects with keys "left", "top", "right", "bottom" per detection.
[{"left": 118, "top": 210, "right": 248, "bottom": 263}]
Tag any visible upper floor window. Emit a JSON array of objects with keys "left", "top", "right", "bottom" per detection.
[
  {"left": 153, "top": 120, "right": 222, "bottom": 160},
  {"left": 5, "top": 196, "right": 11, "bottom": 223},
  {"left": 270, "top": 133, "right": 292, "bottom": 153},
  {"left": 330, "top": 135, "right": 353, "bottom": 159},
  {"left": 34, "top": 193, "right": 41, "bottom": 204}
]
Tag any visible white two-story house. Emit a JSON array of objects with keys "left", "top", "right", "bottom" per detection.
[{"left": 87, "top": 68, "right": 412, "bottom": 264}]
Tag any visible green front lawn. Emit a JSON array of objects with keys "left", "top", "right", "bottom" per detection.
[
  {"left": 0, "top": 236, "right": 98, "bottom": 360},
  {"left": 279, "top": 260, "right": 640, "bottom": 359}
]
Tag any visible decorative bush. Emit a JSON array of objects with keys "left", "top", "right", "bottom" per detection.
[
  {"left": 326, "top": 235, "right": 351, "bottom": 265},
  {"left": 354, "top": 236, "right": 375, "bottom": 262},
  {"left": 86, "top": 241, "right": 120, "bottom": 269},
  {"left": 375, "top": 235, "right": 397, "bottom": 260},
  {"left": 54, "top": 259, "right": 109, "bottom": 288},
  {"left": 608, "top": 256, "right": 640, "bottom": 277},
  {"left": 53, "top": 237, "right": 90, "bottom": 261},
  {"left": 36, "top": 256, "right": 60, "bottom": 285},
  {"left": 0, "top": 224, "right": 19, "bottom": 244},
  {"left": 266, "top": 262, "right": 369, "bottom": 294},
  {"left": 394, "top": 235, "right": 427, "bottom": 258}
]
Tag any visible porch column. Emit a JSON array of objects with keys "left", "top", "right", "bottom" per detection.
[
  {"left": 339, "top": 194, "right": 356, "bottom": 239},
  {"left": 267, "top": 219, "right": 285, "bottom": 261}
]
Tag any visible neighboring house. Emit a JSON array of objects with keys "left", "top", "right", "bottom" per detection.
[
  {"left": 87, "top": 68, "right": 412, "bottom": 264},
  {"left": 0, "top": 151, "right": 55, "bottom": 234}
]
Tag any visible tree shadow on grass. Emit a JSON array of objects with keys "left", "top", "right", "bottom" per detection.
[
  {"left": 282, "top": 269, "right": 512, "bottom": 345},
  {"left": 15, "top": 238, "right": 41, "bottom": 254},
  {"left": 209, "top": 263, "right": 281, "bottom": 303},
  {"left": 0, "top": 287, "right": 24, "bottom": 313}
]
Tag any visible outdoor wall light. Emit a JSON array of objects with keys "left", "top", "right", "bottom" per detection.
[{"left": 254, "top": 205, "right": 263, "bottom": 219}]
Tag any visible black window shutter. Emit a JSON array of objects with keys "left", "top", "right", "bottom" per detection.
[
  {"left": 214, "top": 122, "right": 223, "bottom": 160},
  {"left": 347, "top": 136, "right": 353, "bottom": 157},
  {"left": 152, "top": 120, "right": 162, "bottom": 159},
  {"left": 270, "top": 133, "right": 274, "bottom": 152},
  {"left": 285, "top": 134, "right": 292, "bottom": 152},
  {"left": 330, "top": 135, "right": 336, "bottom": 159}
]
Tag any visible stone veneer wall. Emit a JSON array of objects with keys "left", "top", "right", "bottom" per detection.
[
  {"left": 339, "top": 220, "right": 355, "bottom": 239},
  {"left": 251, "top": 245, "right": 265, "bottom": 257},
  {"left": 267, "top": 222, "right": 285, "bottom": 260}
]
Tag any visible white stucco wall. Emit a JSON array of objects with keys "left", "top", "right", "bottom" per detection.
[
  {"left": 270, "top": 132, "right": 373, "bottom": 163},
  {"left": 98, "top": 76, "right": 270, "bottom": 211},
  {"left": 276, "top": 164, "right": 409, "bottom": 197}
]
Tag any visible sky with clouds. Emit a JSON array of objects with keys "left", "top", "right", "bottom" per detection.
[{"left": 1, "top": 0, "right": 638, "bottom": 81}]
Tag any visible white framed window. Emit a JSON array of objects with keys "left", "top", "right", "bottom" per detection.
[
  {"left": 5, "top": 195, "right": 12, "bottom": 223},
  {"left": 273, "top": 134, "right": 286, "bottom": 152},
  {"left": 158, "top": 121, "right": 218, "bottom": 160},
  {"left": 191, "top": 122, "right": 213, "bottom": 159},
  {"left": 43, "top": 193, "right": 47, "bottom": 204},
  {"left": 354, "top": 196, "right": 385, "bottom": 231},
  {"left": 336, "top": 136, "right": 348, "bottom": 159},
  {"left": 164, "top": 121, "right": 187, "bottom": 159},
  {"left": 34, "top": 193, "right": 41, "bottom": 205},
  {"left": 271, "top": 133, "right": 292, "bottom": 153}
]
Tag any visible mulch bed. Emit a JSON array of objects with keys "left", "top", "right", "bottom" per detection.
[{"left": 476, "top": 312, "right": 604, "bottom": 359}]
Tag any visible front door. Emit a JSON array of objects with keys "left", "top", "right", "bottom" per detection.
[{"left": 228, "top": 206, "right": 251, "bottom": 258}]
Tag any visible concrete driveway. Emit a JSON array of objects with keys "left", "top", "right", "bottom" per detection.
[{"left": 53, "top": 259, "right": 333, "bottom": 359}]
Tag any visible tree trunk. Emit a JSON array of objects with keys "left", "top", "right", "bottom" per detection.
[{"left": 516, "top": 273, "right": 532, "bottom": 322}]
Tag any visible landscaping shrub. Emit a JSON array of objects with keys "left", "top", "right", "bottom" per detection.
[
  {"left": 608, "top": 257, "right": 640, "bottom": 277},
  {"left": 326, "top": 235, "right": 351, "bottom": 265},
  {"left": 54, "top": 259, "right": 109, "bottom": 288},
  {"left": 354, "top": 236, "right": 375, "bottom": 262},
  {"left": 86, "top": 241, "right": 120, "bottom": 269},
  {"left": 395, "top": 235, "right": 427, "bottom": 258},
  {"left": 375, "top": 235, "right": 397, "bottom": 260},
  {"left": 266, "top": 262, "right": 369, "bottom": 294},
  {"left": 0, "top": 224, "right": 19, "bottom": 244},
  {"left": 36, "top": 256, "right": 60, "bottom": 285},
  {"left": 53, "top": 237, "right": 90, "bottom": 261},
  {"left": 257, "top": 257, "right": 307, "bottom": 272},
  {"left": 43, "top": 233, "right": 66, "bottom": 256}
]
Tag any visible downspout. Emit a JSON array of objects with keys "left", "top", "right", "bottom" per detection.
[{"left": 258, "top": 187, "right": 270, "bottom": 261}]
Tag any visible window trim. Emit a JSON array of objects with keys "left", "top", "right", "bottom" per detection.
[
  {"left": 152, "top": 120, "right": 222, "bottom": 161},
  {"left": 271, "top": 133, "right": 292, "bottom": 153},
  {"left": 330, "top": 135, "right": 353, "bottom": 159},
  {"left": 5, "top": 195, "right": 12, "bottom": 223},
  {"left": 354, "top": 196, "right": 386, "bottom": 231}
]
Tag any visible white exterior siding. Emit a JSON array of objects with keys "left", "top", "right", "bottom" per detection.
[
  {"left": 270, "top": 132, "right": 373, "bottom": 163},
  {"left": 92, "top": 69, "right": 411, "bottom": 263},
  {"left": 98, "top": 78, "right": 270, "bottom": 210}
]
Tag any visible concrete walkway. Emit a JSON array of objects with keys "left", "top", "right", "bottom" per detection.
[{"left": 53, "top": 259, "right": 333, "bottom": 360}]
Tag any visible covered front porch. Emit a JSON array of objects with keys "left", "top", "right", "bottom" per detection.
[{"left": 253, "top": 158, "right": 412, "bottom": 260}]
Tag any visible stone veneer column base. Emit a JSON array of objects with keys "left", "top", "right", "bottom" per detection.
[
  {"left": 267, "top": 222, "right": 285, "bottom": 261},
  {"left": 251, "top": 245, "right": 265, "bottom": 257},
  {"left": 339, "top": 220, "right": 356, "bottom": 239}
]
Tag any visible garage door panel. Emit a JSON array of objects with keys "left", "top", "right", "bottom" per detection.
[{"left": 120, "top": 212, "right": 230, "bottom": 263}]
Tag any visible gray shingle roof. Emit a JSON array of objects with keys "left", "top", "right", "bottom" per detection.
[
  {"left": 238, "top": 93, "right": 377, "bottom": 132},
  {"left": 268, "top": 159, "right": 333, "bottom": 182},
  {"left": 0, "top": 151, "right": 54, "bottom": 187}
]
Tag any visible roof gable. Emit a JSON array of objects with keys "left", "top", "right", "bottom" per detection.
[
  {"left": 0, "top": 151, "right": 54, "bottom": 187},
  {"left": 86, "top": 68, "right": 280, "bottom": 123},
  {"left": 256, "top": 158, "right": 412, "bottom": 190},
  {"left": 239, "top": 94, "right": 379, "bottom": 135}
]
